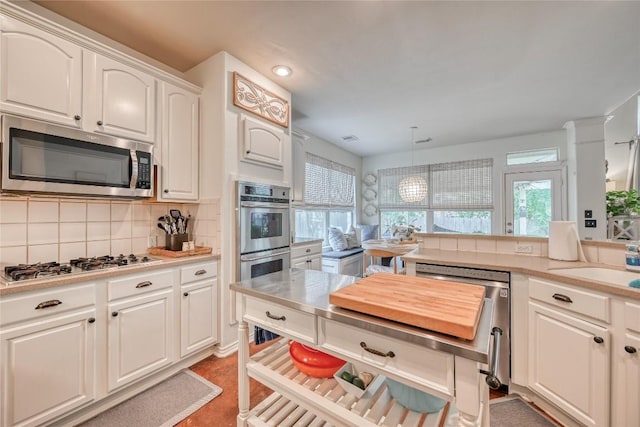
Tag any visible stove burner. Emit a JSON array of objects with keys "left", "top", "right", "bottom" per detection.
[
  {"left": 4, "top": 262, "right": 72, "bottom": 281},
  {"left": 2, "top": 254, "right": 160, "bottom": 283}
]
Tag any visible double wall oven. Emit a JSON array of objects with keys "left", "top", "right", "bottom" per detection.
[{"left": 237, "top": 181, "right": 290, "bottom": 281}]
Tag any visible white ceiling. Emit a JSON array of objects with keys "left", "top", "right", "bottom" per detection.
[{"left": 34, "top": 1, "right": 640, "bottom": 157}]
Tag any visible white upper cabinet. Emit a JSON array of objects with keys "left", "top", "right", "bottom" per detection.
[
  {"left": 0, "top": 15, "right": 83, "bottom": 127},
  {"left": 88, "top": 53, "right": 156, "bottom": 143},
  {"left": 0, "top": 15, "right": 157, "bottom": 144},
  {"left": 241, "top": 115, "right": 284, "bottom": 169},
  {"left": 157, "top": 81, "right": 199, "bottom": 201}
]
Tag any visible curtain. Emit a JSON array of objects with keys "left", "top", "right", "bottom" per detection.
[{"left": 304, "top": 153, "right": 356, "bottom": 208}]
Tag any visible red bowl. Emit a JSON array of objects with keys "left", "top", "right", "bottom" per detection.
[{"left": 289, "top": 341, "right": 344, "bottom": 378}]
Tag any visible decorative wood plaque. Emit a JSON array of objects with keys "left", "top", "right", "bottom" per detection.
[{"left": 233, "top": 72, "right": 289, "bottom": 127}]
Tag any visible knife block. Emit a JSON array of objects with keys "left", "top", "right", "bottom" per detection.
[{"left": 165, "top": 233, "right": 188, "bottom": 251}]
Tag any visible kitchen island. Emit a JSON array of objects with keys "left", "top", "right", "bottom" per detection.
[{"left": 231, "top": 268, "right": 495, "bottom": 427}]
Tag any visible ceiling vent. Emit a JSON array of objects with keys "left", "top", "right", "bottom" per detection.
[{"left": 341, "top": 135, "right": 360, "bottom": 143}]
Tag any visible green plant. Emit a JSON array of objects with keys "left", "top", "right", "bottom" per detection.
[{"left": 606, "top": 189, "right": 640, "bottom": 217}]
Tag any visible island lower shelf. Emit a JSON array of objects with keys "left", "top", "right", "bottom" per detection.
[{"left": 246, "top": 339, "right": 454, "bottom": 427}]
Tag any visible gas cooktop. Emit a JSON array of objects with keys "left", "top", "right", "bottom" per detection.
[{"left": 2, "top": 254, "right": 161, "bottom": 283}]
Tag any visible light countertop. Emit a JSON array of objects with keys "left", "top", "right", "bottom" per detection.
[
  {"left": 0, "top": 253, "right": 220, "bottom": 296},
  {"left": 403, "top": 248, "right": 640, "bottom": 300},
  {"left": 231, "top": 268, "right": 494, "bottom": 362}
]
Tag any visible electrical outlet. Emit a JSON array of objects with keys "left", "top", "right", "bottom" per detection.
[
  {"left": 584, "top": 210, "right": 593, "bottom": 218},
  {"left": 585, "top": 219, "right": 597, "bottom": 228},
  {"left": 515, "top": 244, "right": 533, "bottom": 254},
  {"left": 148, "top": 235, "right": 157, "bottom": 247}
]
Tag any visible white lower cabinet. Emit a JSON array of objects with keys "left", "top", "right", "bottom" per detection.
[
  {"left": 291, "top": 241, "right": 322, "bottom": 271},
  {"left": 527, "top": 278, "right": 611, "bottom": 427},
  {"left": 617, "top": 301, "right": 640, "bottom": 427},
  {"left": 107, "top": 270, "right": 175, "bottom": 391},
  {"left": 180, "top": 261, "right": 218, "bottom": 357},
  {"left": 528, "top": 302, "right": 609, "bottom": 427},
  {"left": 0, "top": 284, "right": 96, "bottom": 427}
]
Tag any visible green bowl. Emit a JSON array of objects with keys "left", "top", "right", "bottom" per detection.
[{"left": 385, "top": 378, "right": 447, "bottom": 413}]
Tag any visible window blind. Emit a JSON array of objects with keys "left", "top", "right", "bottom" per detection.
[
  {"left": 304, "top": 153, "right": 355, "bottom": 207},
  {"left": 430, "top": 158, "right": 493, "bottom": 209},
  {"left": 378, "top": 165, "right": 430, "bottom": 209}
]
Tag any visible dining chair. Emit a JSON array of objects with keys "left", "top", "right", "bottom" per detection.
[{"left": 362, "top": 248, "right": 406, "bottom": 277}]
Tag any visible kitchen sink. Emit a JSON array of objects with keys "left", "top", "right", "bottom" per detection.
[{"left": 551, "top": 267, "right": 640, "bottom": 287}]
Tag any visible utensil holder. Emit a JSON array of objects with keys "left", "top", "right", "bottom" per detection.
[{"left": 166, "top": 233, "right": 188, "bottom": 251}]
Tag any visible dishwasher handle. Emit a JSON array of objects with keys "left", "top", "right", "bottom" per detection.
[{"left": 480, "top": 326, "right": 502, "bottom": 390}]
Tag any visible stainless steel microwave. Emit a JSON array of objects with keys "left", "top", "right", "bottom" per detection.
[{"left": 1, "top": 115, "right": 153, "bottom": 198}]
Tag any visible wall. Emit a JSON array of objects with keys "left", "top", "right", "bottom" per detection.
[
  {"left": 292, "top": 129, "right": 363, "bottom": 223},
  {"left": 361, "top": 130, "right": 567, "bottom": 233},
  {"left": 605, "top": 91, "right": 640, "bottom": 190},
  {"left": 0, "top": 195, "right": 219, "bottom": 265},
  {"left": 186, "top": 51, "right": 292, "bottom": 355}
]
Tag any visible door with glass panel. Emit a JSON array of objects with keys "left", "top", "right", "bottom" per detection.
[{"left": 504, "top": 170, "right": 562, "bottom": 237}]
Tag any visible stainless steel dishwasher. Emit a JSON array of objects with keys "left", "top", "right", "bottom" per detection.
[{"left": 415, "top": 263, "right": 510, "bottom": 392}]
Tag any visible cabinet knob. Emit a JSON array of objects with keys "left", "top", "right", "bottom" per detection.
[
  {"left": 74, "top": 114, "right": 81, "bottom": 121},
  {"left": 593, "top": 336, "right": 604, "bottom": 344},
  {"left": 183, "top": 292, "right": 189, "bottom": 297},
  {"left": 306, "top": 248, "right": 311, "bottom": 253},
  {"left": 625, "top": 345, "right": 637, "bottom": 354},
  {"left": 97, "top": 120, "right": 103, "bottom": 126},
  {"left": 164, "top": 189, "right": 169, "bottom": 193},
  {"left": 112, "top": 311, "right": 119, "bottom": 317},
  {"left": 88, "top": 317, "right": 96, "bottom": 323}
]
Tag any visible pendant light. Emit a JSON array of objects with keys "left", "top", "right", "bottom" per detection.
[{"left": 398, "top": 126, "right": 427, "bottom": 203}]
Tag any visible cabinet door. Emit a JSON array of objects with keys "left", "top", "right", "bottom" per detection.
[
  {"left": 309, "top": 256, "right": 322, "bottom": 271},
  {"left": 241, "top": 115, "right": 284, "bottom": 168},
  {"left": 528, "top": 302, "right": 609, "bottom": 427},
  {"left": 621, "top": 332, "right": 640, "bottom": 427},
  {"left": 107, "top": 289, "right": 173, "bottom": 391},
  {"left": 180, "top": 280, "right": 217, "bottom": 357},
  {"left": 291, "top": 257, "right": 309, "bottom": 269},
  {"left": 90, "top": 53, "right": 156, "bottom": 142},
  {"left": 0, "top": 309, "right": 96, "bottom": 427},
  {"left": 158, "top": 82, "right": 199, "bottom": 201},
  {"left": 0, "top": 15, "right": 82, "bottom": 127}
]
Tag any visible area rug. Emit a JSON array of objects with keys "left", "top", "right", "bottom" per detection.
[
  {"left": 79, "top": 370, "right": 222, "bottom": 427},
  {"left": 490, "top": 396, "right": 558, "bottom": 427}
]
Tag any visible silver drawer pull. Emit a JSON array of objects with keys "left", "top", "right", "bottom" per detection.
[
  {"left": 136, "top": 281, "right": 153, "bottom": 288},
  {"left": 35, "top": 299, "right": 62, "bottom": 310},
  {"left": 360, "top": 341, "right": 395, "bottom": 358},
  {"left": 265, "top": 311, "right": 286, "bottom": 321},
  {"left": 195, "top": 269, "right": 207, "bottom": 276},
  {"left": 552, "top": 293, "right": 573, "bottom": 303}
]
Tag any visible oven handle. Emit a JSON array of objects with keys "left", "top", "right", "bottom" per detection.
[
  {"left": 480, "top": 326, "right": 502, "bottom": 390},
  {"left": 240, "top": 202, "right": 290, "bottom": 209},
  {"left": 240, "top": 249, "right": 290, "bottom": 262}
]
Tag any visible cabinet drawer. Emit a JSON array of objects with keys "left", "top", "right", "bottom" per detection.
[
  {"left": 625, "top": 301, "right": 640, "bottom": 334},
  {"left": 181, "top": 262, "right": 217, "bottom": 285},
  {"left": 318, "top": 318, "right": 454, "bottom": 398},
  {"left": 243, "top": 296, "right": 316, "bottom": 344},
  {"left": 108, "top": 269, "right": 173, "bottom": 301},
  {"left": 529, "top": 278, "right": 610, "bottom": 323},
  {"left": 0, "top": 283, "right": 95, "bottom": 326},
  {"left": 291, "top": 243, "right": 321, "bottom": 259}
]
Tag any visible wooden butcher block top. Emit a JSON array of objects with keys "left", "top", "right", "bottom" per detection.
[{"left": 329, "top": 273, "right": 486, "bottom": 340}]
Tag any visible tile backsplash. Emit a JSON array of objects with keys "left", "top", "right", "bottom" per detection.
[{"left": 0, "top": 196, "right": 220, "bottom": 264}]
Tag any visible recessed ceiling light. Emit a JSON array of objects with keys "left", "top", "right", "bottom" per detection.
[{"left": 272, "top": 65, "right": 292, "bottom": 77}]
